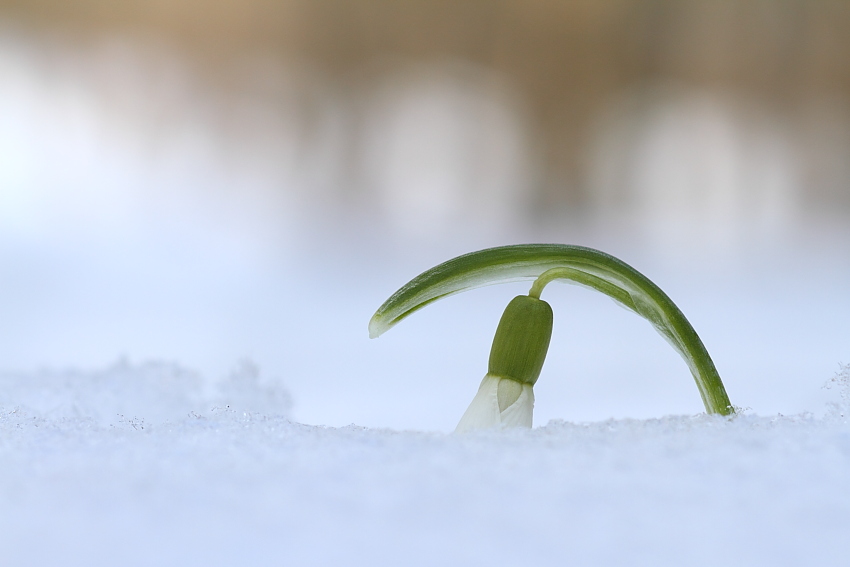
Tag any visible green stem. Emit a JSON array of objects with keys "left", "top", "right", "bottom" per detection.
[
  {"left": 527, "top": 266, "right": 732, "bottom": 414},
  {"left": 528, "top": 267, "right": 634, "bottom": 308}
]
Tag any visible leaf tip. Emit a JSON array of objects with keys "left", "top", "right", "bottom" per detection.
[{"left": 368, "top": 316, "right": 386, "bottom": 339}]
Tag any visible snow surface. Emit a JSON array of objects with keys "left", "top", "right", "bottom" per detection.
[{"left": 1, "top": 362, "right": 848, "bottom": 566}]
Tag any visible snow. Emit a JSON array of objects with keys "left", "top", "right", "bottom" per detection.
[{"left": 1, "top": 362, "right": 848, "bottom": 566}]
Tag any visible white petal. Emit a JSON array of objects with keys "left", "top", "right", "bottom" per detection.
[
  {"left": 499, "top": 382, "right": 534, "bottom": 428},
  {"left": 455, "top": 374, "right": 534, "bottom": 433},
  {"left": 455, "top": 375, "right": 501, "bottom": 433}
]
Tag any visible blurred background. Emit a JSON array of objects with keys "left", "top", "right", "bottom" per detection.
[{"left": 1, "top": 0, "right": 849, "bottom": 429}]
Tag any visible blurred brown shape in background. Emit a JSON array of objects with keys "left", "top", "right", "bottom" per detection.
[{"left": 2, "top": 0, "right": 850, "bottom": 244}]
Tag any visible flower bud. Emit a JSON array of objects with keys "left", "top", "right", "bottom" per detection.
[
  {"left": 455, "top": 295, "right": 553, "bottom": 432},
  {"left": 488, "top": 295, "right": 553, "bottom": 386}
]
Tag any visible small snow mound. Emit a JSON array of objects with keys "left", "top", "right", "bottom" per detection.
[
  {"left": 212, "top": 359, "right": 292, "bottom": 417},
  {"left": 0, "top": 358, "right": 291, "bottom": 426},
  {"left": 825, "top": 363, "right": 850, "bottom": 422}
]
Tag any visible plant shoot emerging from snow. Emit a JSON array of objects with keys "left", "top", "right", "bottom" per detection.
[{"left": 369, "top": 244, "right": 734, "bottom": 431}]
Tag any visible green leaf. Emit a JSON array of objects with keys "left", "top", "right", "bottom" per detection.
[{"left": 369, "top": 244, "right": 733, "bottom": 415}]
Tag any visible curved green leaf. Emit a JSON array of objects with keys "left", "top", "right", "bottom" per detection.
[{"left": 369, "top": 244, "right": 733, "bottom": 415}]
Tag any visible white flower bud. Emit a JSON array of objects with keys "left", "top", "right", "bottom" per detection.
[{"left": 455, "top": 374, "right": 534, "bottom": 433}]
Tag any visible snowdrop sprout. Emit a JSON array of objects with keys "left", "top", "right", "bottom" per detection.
[
  {"left": 456, "top": 294, "right": 552, "bottom": 432},
  {"left": 370, "top": 244, "right": 734, "bottom": 430}
]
